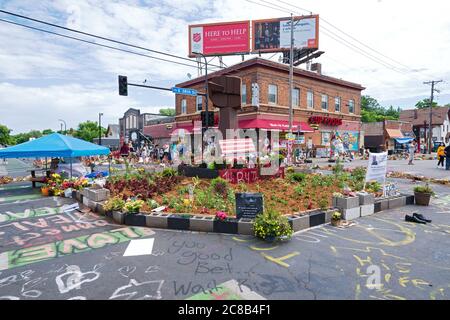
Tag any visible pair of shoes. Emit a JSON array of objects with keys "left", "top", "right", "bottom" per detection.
[
  {"left": 413, "top": 212, "right": 432, "bottom": 223},
  {"left": 405, "top": 215, "right": 426, "bottom": 224}
]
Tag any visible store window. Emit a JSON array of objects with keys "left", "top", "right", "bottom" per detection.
[
  {"left": 349, "top": 99, "right": 355, "bottom": 114},
  {"left": 307, "top": 90, "right": 314, "bottom": 109},
  {"left": 335, "top": 97, "right": 341, "bottom": 112},
  {"left": 292, "top": 88, "right": 300, "bottom": 107},
  {"left": 181, "top": 99, "right": 187, "bottom": 114},
  {"left": 321, "top": 94, "right": 328, "bottom": 110},
  {"left": 196, "top": 96, "right": 202, "bottom": 112},
  {"left": 241, "top": 84, "right": 247, "bottom": 104},
  {"left": 268, "top": 84, "right": 277, "bottom": 104}
]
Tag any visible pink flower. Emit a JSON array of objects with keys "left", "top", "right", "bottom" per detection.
[{"left": 215, "top": 211, "right": 227, "bottom": 220}]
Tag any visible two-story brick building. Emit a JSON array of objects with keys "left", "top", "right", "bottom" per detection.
[{"left": 173, "top": 57, "right": 365, "bottom": 155}]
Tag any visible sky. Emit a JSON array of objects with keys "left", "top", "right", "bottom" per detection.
[{"left": 0, "top": 0, "right": 449, "bottom": 134}]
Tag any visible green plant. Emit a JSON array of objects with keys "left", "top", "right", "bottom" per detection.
[
  {"left": 237, "top": 182, "right": 248, "bottom": 193},
  {"left": 103, "top": 196, "right": 125, "bottom": 212},
  {"left": 351, "top": 167, "right": 367, "bottom": 183},
  {"left": 318, "top": 197, "right": 329, "bottom": 210},
  {"left": 124, "top": 199, "right": 144, "bottom": 214},
  {"left": 254, "top": 207, "right": 293, "bottom": 241},
  {"left": 366, "top": 181, "right": 382, "bottom": 193},
  {"left": 162, "top": 168, "right": 177, "bottom": 177},
  {"left": 413, "top": 184, "right": 434, "bottom": 195},
  {"left": 331, "top": 211, "right": 342, "bottom": 221},
  {"left": 146, "top": 199, "right": 159, "bottom": 210},
  {"left": 210, "top": 177, "right": 229, "bottom": 197},
  {"left": 294, "top": 184, "right": 304, "bottom": 196},
  {"left": 333, "top": 159, "right": 344, "bottom": 175},
  {"left": 287, "top": 172, "right": 306, "bottom": 183}
]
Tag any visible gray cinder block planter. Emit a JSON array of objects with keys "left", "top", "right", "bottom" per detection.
[
  {"left": 375, "top": 198, "right": 389, "bottom": 211},
  {"left": 237, "top": 218, "right": 254, "bottom": 235},
  {"left": 167, "top": 214, "right": 191, "bottom": 230},
  {"left": 360, "top": 204, "right": 375, "bottom": 217},
  {"left": 288, "top": 214, "right": 310, "bottom": 232},
  {"left": 404, "top": 194, "right": 415, "bottom": 205},
  {"left": 309, "top": 211, "right": 326, "bottom": 227},
  {"left": 145, "top": 213, "right": 169, "bottom": 229},
  {"left": 213, "top": 218, "right": 238, "bottom": 234},
  {"left": 388, "top": 196, "right": 406, "bottom": 209},
  {"left": 357, "top": 192, "right": 374, "bottom": 205},
  {"left": 85, "top": 188, "right": 110, "bottom": 202},
  {"left": 124, "top": 213, "right": 147, "bottom": 227},
  {"left": 190, "top": 216, "right": 214, "bottom": 232},
  {"left": 335, "top": 196, "right": 360, "bottom": 210},
  {"left": 113, "top": 211, "right": 126, "bottom": 224},
  {"left": 340, "top": 207, "right": 360, "bottom": 220}
]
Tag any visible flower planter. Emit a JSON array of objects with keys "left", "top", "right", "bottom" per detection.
[
  {"left": 213, "top": 218, "right": 238, "bottom": 234},
  {"left": 113, "top": 211, "right": 126, "bottom": 224},
  {"left": 388, "top": 196, "right": 406, "bottom": 209},
  {"left": 340, "top": 207, "right": 360, "bottom": 220},
  {"left": 404, "top": 194, "right": 415, "bottom": 205},
  {"left": 357, "top": 192, "right": 374, "bottom": 205},
  {"left": 360, "top": 204, "right": 375, "bottom": 217},
  {"left": 190, "top": 216, "right": 214, "bottom": 232},
  {"left": 288, "top": 214, "right": 309, "bottom": 232},
  {"left": 309, "top": 210, "right": 326, "bottom": 227},
  {"left": 324, "top": 209, "right": 336, "bottom": 223},
  {"left": 145, "top": 213, "right": 169, "bottom": 229},
  {"left": 335, "top": 196, "right": 360, "bottom": 210},
  {"left": 177, "top": 165, "right": 219, "bottom": 179},
  {"left": 331, "top": 219, "right": 341, "bottom": 227},
  {"left": 124, "top": 213, "right": 146, "bottom": 226},
  {"left": 167, "top": 214, "right": 191, "bottom": 230},
  {"left": 414, "top": 192, "right": 431, "bottom": 206},
  {"left": 104, "top": 210, "right": 114, "bottom": 219}
]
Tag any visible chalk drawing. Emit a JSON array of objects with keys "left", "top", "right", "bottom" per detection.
[
  {"left": 55, "top": 265, "right": 100, "bottom": 294},
  {"left": 109, "top": 279, "right": 164, "bottom": 300}
]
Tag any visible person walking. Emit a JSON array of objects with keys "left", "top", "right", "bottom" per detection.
[
  {"left": 437, "top": 143, "right": 445, "bottom": 168},
  {"left": 445, "top": 143, "right": 450, "bottom": 170},
  {"left": 408, "top": 139, "right": 417, "bottom": 165}
]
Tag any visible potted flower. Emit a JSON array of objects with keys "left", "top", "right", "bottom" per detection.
[
  {"left": 104, "top": 196, "right": 126, "bottom": 214},
  {"left": 124, "top": 199, "right": 145, "bottom": 214},
  {"left": 213, "top": 211, "right": 238, "bottom": 234},
  {"left": 413, "top": 184, "right": 434, "bottom": 206},
  {"left": 330, "top": 211, "right": 342, "bottom": 226},
  {"left": 41, "top": 183, "right": 50, "bottom": 196},
  {"left": 253, "top": 208, "right": 293, "bottom": 242}
]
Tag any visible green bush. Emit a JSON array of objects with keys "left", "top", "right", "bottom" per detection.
[
  {"left": 333, "top": 159, "right": 344, "bottom": 175},
  {"left": 103, "top": 196, "right": 125, "bottom": 212},
  {"left": 210, "top": 177, "right": 229, "bottom": 197},
  {"left": 162, "top": 168, "right": 177, "bottom": 177},
  {"left": 351, "top": 167, "right": 367, "bottom": 183},
  {"left": 287, "top": 172, "right": 307, "bottom": 183},
  {"left": 253, "top": 208, "right": 293, "bottom": 241},
  {"left": 414, "top": 184, "right": 434, "bottom": 195}
]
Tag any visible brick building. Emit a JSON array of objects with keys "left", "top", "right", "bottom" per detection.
[
  {"left": 173, "top": 57, "right": 365, "bottom": 156},
  {"left": 362, "top": 120, "right": 414, "bottom": 154}
]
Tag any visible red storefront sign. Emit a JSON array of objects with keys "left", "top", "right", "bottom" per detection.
[
  {"left": 308, "top": 116, "right": 343, "bottom": 126},
  {"left": 189, "top": 21, "right": 251, "bottom": 57}
]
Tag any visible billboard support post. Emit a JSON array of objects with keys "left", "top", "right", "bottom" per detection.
[{"left": 288, "top": 13, "right": 294, "bottom": 166}]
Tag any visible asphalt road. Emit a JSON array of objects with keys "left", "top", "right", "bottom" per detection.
[{"left": 0, "top": 180, "right": 449, "bottom": 300}]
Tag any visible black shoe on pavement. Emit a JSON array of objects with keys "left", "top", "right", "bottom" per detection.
[
  {"left": 405, "top": 214, "right": 427, "bottom": 224},
  {"left": 413, "top": 213, "right": 432, "bottom": 223}
]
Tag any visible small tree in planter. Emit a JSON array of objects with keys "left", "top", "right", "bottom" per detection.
[
  {"left": 253, "top": 208, "right": 293, "bottom": 242},
  {"left": 124, "top": 199, "right": 145, "bottom": 214},
  {"left": 413, "top": 184, "right": 434, "bottom": 206}
]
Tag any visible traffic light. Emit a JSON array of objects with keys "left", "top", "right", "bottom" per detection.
[
  {"left": 201, "top": 111, "right": 214, "bottom": 127},
  {"left": 118, "top": 75, "right": 128, "bottom": 96}
]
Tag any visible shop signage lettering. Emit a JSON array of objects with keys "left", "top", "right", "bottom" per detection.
[{"left": 308, "top": 116, "right": 342, "bottom": 126}]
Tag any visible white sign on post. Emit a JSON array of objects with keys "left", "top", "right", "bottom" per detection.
[{"left": 365, "top": 152, "right": 388, "bottom": 194}]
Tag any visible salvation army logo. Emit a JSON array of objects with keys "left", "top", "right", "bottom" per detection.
[{"left": 193, "top": 33, "right": 201, "bottom": 42}]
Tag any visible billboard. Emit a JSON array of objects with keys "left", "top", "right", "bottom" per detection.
[
  {"left": 189, "top": 21, "right": 251, "bottom": 57},
  {"left": 252, "top": 15, "right": 319, "bottom": 53}
]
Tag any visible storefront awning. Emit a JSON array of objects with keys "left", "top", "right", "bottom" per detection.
[
  {"left": 395, "top": 137, "right": 414, "bottom": 144},
  {"left": 386, "top": 129, "right": 404, "bottom": 139},
  {"left": 238, "top": 119, "right": 314, "bottom": 132}
]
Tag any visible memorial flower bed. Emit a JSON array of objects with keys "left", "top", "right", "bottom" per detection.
[
  {"left": 103, "top": 165, "right": 375, "bottom": 217},
  {"left": 41, "top": 173, "right": 90, "bottom": 196}
]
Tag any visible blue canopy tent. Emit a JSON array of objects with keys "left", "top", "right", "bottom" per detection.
[
  {"left": 0, "top": 133, "right": 110, "bottom": 177},
  {"left": 394, "top": 137, "right": 414, "bottom": 144}
]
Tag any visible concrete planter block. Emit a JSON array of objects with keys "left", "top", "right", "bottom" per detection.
[
  {"left": 112, "top": 211, "right": 125, "bottom": 224},
  {"left": 238, "top": 218, "right": 254, "bottom": 235},
  {"left": 190, "top": 216, "right": 214, "bottom": 233},
  {"left": 357, "top": 192, "right": 374, "bottom": 205},
  {"left": 388, "top": 196, "right": 406, "bottom": 209},
  {"left": 82, "top": 196, "right": 90, "bottom": 207},
  {"left": 360, "top": 204, "right": 375, "bottom": 217},
  {"left": 336, "top": 196, "right": 360, "bottom": 210},
  {"left": 340, "top": 207, "right": 360, "bottom": 220},
  {"left": 124, "top": 213, "right": 147, "bottom": 227},
  {"left": 145, "top": 213, "right": 168, "bottom": 229},
  {"left": 309, "top": 211, "right": 326, "bottom": 227},
  {"left": 96, "top": 202, "right": 106, "bottom": 215},
  {"left": 167, "top": 214, "right": 191, "bottom": 230},
  {"left": 402, "top": 194, "right": 415, "bottom": 205},
  {"left": 213, "top": 218, "right": 238, "bottom": 234},
  {"left": 86, "top": 188, "right": 110, "bottom": 202},
  {"left": 375, "top": 198, "right": 389, "bottom": 211},
  {"left": 374, "top": 201, "right": 382, "bottom": 213},
  {"left": 288, "top": 215, "right": 310, "bottom": 232}
]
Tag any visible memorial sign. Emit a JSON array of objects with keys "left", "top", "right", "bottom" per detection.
[{"left": 235, "top": 193, "right": 264, "bottom": 219}]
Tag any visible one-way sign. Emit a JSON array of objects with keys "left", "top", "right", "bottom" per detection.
[{"left": 171, "top": 87, "right": 197, "bottom": 96}]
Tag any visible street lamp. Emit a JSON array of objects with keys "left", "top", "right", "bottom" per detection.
[
  {"left": 99, "top": 113, "right": 104, "bottom": 146},
  {"left": 192, "top": 51, "right": 209, "bottom": 131},
  {"left": 58, "top": 119, "right": 67, "bottom": 135}
]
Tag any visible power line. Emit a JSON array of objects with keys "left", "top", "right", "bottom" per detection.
[
  {"left": 0, "top": 18, "right": 202, "bottom": 69},
  {"left": 0, "top": 9, "right": 223, "bottom": 69}
]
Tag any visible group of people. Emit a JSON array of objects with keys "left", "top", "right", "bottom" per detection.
[
  {"left": 407, "top": 140, "right": 450, "bottom": 170},
  {"left": 119, "top": 141, "right": 172, "bottom": 164}
]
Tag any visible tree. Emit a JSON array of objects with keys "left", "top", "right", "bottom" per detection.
[
  {"left": 159, "top": 108, "right": 176, "bottom": 116},
  {"left": 11, "top": 130, "right": 42, "bottom": 144},
  {"left": 361, "top": 95, "right": 381, "bottom": 112},
  {"left": 360, "top": 95, "right": 400, "bottom": 123},
  {"left": 415, "top": 98, "right": 438, "bottom": 109},
  {"left": 42, "top": 129, "right": 54, "bottom": 135},
  {"left": 73, "top": 121, "right": 106, "bottom": 142},
  {"left": 0, "top": 124, "right": 14, "bottom": 146}
]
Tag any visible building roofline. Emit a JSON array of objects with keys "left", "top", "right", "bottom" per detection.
[{"left": 176, "top": 57, "right": 365, "bottom": 91}]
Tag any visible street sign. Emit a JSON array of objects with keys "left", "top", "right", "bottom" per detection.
[{"left": 171, "top": 87, "right": 198, "bottom": 96}]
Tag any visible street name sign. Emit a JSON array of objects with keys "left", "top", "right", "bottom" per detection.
[{"left": 171, "top": 87, "right": 198, "bottom": 96}]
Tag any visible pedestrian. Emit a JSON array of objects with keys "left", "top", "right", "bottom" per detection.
[
  {"left": 445, "top": 143, "right": 450, "bottom": 170},
  {"left": 437, "top": 143, "right": 445, "bottom": 168},
  {"left": 408, "top": 139, "right": 416, "bottom": 165}
]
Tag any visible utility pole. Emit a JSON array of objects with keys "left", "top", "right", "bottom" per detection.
[
  {"left": 423, "top": 80, "right": 443, "bottom": 154},
  {"left": 99, "top": 113, "right": 103, "bottom": 146}
]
